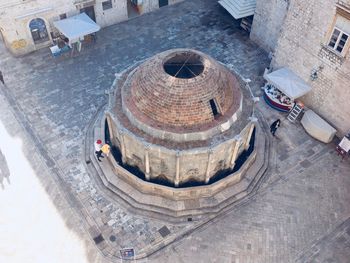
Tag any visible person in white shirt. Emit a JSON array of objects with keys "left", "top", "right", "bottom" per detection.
[{"left": 94, "top": 139, "right": 103, "bottom": 162}]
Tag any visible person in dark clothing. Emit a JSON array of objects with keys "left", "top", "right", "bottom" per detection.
[
  {"left": 0, "top": 71, "right": 4, "bottom": 85},
  {"left": 270, "top": 119, "right": 281, "bottom": 136}
]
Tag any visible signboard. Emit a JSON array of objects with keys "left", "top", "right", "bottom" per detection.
[{"left": 120, "top": 248, "right": 135, "bottom": 260}]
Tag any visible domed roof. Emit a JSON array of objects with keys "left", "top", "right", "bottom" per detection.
[{"left": 122, "top": 49, "right": 242, "bottom": 134}]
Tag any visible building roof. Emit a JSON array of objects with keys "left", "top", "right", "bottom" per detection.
[{"left": 122, "top": 49, "right": 242, "bottom": 132}]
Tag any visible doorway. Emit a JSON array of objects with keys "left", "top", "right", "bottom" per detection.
[
  {"left": 159, "top": 0, "right": 168, "bottom": 7},
  {"left": 127, "top": 0, "right": 140, "bottom": 18},
  {"left": 80, "top": 6, "right": 96, "bottom": 22},
  {"left": 29, "top": 18, "right": 49, "bottom": 44}
]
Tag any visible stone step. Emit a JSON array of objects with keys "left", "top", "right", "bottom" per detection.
[{"left": 85, "top": 107, "right": 270, "bottom": 223}]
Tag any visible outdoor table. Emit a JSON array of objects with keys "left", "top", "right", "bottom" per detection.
[{"left": 49, "top": 44, "right": 71, "bottom": 57}]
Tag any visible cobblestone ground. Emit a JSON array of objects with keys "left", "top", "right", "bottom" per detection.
[
  {"left": 0, "top": 0, "right": 350, "bottom": 262},
  {"left": 149, "top": 103, "right": 350, "bottom": 263}
]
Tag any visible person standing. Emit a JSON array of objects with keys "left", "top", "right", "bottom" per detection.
[
  {"left": 270, "top": 119, "right": 281, "bottom": 136},
  {"left": 0, "top": 70, "right": 4, "bottom": 85},
  {"left": 101, "top": 143, "right": 111, "bottom": 157},
  {"left": 94, "top": 139, "right": 103, "bottom": 162}
]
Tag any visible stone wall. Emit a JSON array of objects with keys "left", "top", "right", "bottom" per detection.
[
  {"left": 138, "top": 0, "right": 183, "bottom": 14},
  {"left": 141, "top": 0, "right": 159, "bottom": 13},
  {"left": 271, "top": 0, "right": 350, "bottom": 136},
  {"left": 106, "top": 112, "right": 255, "bottom": 186},
  {"left": 0, "top": 0, "right": 74, "bottom": 55},
  {"left": 94, "top": 0, "right": 128, "bottom": 28},
  {"left": 250, "top": 0, "right": 289, "bottom": 53},
  {"left": 0, "top": 0, "right": 184, "bottom": 56}
]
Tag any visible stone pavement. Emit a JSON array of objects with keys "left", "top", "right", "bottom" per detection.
[
  {"left": 295, "top": 217, "right": 350, "bottom": 263},
  {"left": 0, "top": 0, "right": 349, "bottom": 262},
  {"left": 148, "top": 101, "right": 350, "bottom": 263}
]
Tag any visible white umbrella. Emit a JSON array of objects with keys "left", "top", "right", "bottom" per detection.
[{"left": 264, "top": 67, "right": 311, "bottom": 100}]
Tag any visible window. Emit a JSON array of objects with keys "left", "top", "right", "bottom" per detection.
[
  {"left": 29, "top": 18, "right": 49, "bottom": 44},
  {"left": 159, "top": 0, "right": 169, "bottom": 7},
  {"left": 327, "top": 11, "right": 350, "bottom": 55},
  {"left": 328, "top": 28, "right": 349, "bottom": 53},
  {"left": 209, "top": 99, "right": 220, "bottom": 117},
  {"left": 59, "top": 13, "right": 67, "bottom": 20},
  {"left": 102, "top": 0, "right": 112, "bottom": 10}
]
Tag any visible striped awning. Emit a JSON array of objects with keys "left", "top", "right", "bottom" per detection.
[{"left": 218, "top": 0, "right": 256, "bottom": 19}]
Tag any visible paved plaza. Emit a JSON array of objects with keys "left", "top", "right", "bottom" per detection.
[{"left": 0, "top": 0, "right": 350, "bottom": 262}]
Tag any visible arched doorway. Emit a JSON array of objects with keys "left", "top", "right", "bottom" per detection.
[
  {"left": 159, "top": 0, "right": 168, "bottom": 7},
  {"left": 29, "top": 18, "right": 49, "bottom": 44}
]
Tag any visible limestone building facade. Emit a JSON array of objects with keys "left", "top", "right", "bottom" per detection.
[
  {"left": 0, "top": 0, "right": 183, "bottom": 56},
  {"left": 105, "top": 49, "right": 256, "bottom": 187},
  {"left": 251, "top": 0, "right": 350, "bottom": 136}
]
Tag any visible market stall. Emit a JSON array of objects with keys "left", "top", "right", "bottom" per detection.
[
  {"left": 51, "top": 13, "right": 100, "bottom": 56},
  {"left": 263, "top": 67, "right": 311, "bottom": 112}
]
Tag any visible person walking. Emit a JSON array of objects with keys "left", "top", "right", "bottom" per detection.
[
  {"left": 94, "top": 139, "right": 103, "bottom": 162},
  {"left": 0, "top": 70, "right": 4, "bottom": 85},
  {"left": 270, "top": 119, "right": 281, "bottom": 136},
  {"left": 101, "top": 143, "right": 111, "bottom": 157}
]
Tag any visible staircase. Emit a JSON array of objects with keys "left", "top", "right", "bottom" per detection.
[
  {"left": 240, "top": 16, "right": 253, "bottom": 32},
  {"left": 85, "top": 110, "right": 269, "bottom": 223},
  {"left": 287, "top": 103, "right": 304, "bottom": 122}
]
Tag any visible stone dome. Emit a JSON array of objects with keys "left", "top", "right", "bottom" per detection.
[
  {"left": 98, "top": 49, "right": 264, "bottom": 220},
  {"left": 122, "top": 49, "right": 242, "bottom": 134}
]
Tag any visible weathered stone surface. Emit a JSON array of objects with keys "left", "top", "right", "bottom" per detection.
[
  {"left": 1, "top": 1, "right": 349, "bottom": 262},
  {"left": 251, "top": 0, "right": 289, "bottom": 53},
  {"left": 104, "top": 48, "right": 257, "bottom": 185},
  {"left": 125, "top": 49, "right": 241, "bottom": 128},
  {"left": 252, "top": 0, "right": 350, "bottom": 136},
  {"left": 0, "top": 0, "right": 183, "bottom": 56}
]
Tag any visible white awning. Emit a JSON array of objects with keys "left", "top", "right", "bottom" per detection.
[
  {"left": 218, "top": 0, "right": 256, "bottom": 19},
  {"left": 53, "top": 13, "right": 100, "bottom": 43},
  {"left": 264, "top": 67, "right": 312, "bottom": 100}
]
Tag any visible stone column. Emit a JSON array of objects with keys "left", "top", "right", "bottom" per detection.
[
  {"left": 205, "top": 148, "right": 213, "bottom": 184},
  {"left": 175, "top": 151, "right": 180, "bottom": 187},
  {"left": 144, "top": 144, "right": 151, "bottom": 181},
  {"left": 244, "top": 120, "right": 257, "bottom": 150},
  {"left": 230, "top": 137, "right": 241, "bottom": 170},
  {"left": 119, "top": 128, "right": 127, "bottom": 164}
]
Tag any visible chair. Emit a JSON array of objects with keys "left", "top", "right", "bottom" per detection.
[{"left": 336, "top": 136, "right": 350, "bottom": 160}]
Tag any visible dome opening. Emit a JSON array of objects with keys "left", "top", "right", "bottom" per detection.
[{"left": 163, "top": 52, "right": 204, "bottom": 79}]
